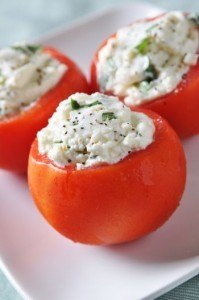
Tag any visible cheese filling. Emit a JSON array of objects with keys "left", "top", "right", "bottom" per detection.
[
  {"left": 0, "top": 44, "right": 67, "bottom": 118},
  {"left": 97, "top": 12, "right": 199, "bottom": 106},
  {"left": 37, "top": 93, "right": 155, "bottom": 170}
]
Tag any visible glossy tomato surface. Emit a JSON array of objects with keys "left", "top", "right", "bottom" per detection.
[
  {"left": 90, "top": 17, "right": 199, "bottom": 138},
  {"left": 28, "top": 109, "right": 186, "bottom": 245},
  {"left": 0, "top": 47, "right": 89, "bottom": 172}
]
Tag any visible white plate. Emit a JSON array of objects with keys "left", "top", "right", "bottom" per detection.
[{"left": 0, "top": 2, "right": 199, "bottom": 300}]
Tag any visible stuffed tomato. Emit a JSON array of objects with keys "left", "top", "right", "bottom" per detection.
[
  {"left": 28, "top": 93, "right": 186, "bottom": 245},
  {"left": 90, "top": 12, "right": 199, "bottom": 138},
  {"left": 0, "top": 44, "right": 89, "bottom": 172}
]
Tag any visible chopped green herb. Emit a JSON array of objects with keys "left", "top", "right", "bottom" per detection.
[
  {"left": 87, "top": 100, "right": 102, "bottom": 107},
  {"left": 188, "top": 14, "right": 199, "bottom": 26},
  {"left": 102, "top": 112, "right": 117, "bottom": 121},
  {"left": 139, "top": 81, "right": 152, "bottom": 93},
  {"left": 136, "top": 38, "right": 150, "bottom": 54},
  {"left": 12, "top": 44, "right": 42, "bottom": 54},
  {"left": 70, "top": 98, "right": 102, "bottom": 110},
  {"left": 26, "top": 45, "right": 42, "bottom": 53},
  {"left": 144, "top": 63, "right": 158, "bottom": 82},
  {"left": 12, "top": 45, "right": 27, "bottom": 53},
  {"left": 70, "top": 98, "right": 81, "bottom": 110},
  {"left": 54, "top": 140, "right": 63, "bottom": 144}
]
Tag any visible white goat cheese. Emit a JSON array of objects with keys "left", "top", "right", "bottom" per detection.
[
  {"left": 97, "top": 12, "right": 199, "bottom": 106},
  {"left": 0, "top": 44, "right": 67, "bottom": 118},
  {"left": 37, "top": 93, "right": 155, "bottom": 170}
]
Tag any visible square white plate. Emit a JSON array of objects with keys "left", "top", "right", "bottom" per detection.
[{"left": 0, "top": 2, "right": 199, "bottom": 300}]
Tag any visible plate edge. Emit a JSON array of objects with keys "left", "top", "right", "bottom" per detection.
[
  {"left": 0, "top": 259, "right": 30, "bottom": 300},
  {"left": 144, "top": 266, "right": 199, "bottom": 300},
  {"left": 34, "top": 0, "right": 164, "bottom": 43}
]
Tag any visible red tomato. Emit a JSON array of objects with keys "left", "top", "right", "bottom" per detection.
[
  {"left": 28, "top": 109, "right": 186, "bottom": 245},
  {"left": 90, "top": 17, "right": 199, "bottom": 138},
  {"left": 0, "top": 47, "right": 89, "bottom": 172}
]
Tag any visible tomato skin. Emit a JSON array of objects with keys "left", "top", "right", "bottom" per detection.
[
  {"left": 0, "top": 47, "right": 89, "bottom": 172},
  {"left": 90, "top": 23, "right": 199, "bottom": 138},
  {"left": 28, "top": 109, "right": 186, "bottom": 245}
]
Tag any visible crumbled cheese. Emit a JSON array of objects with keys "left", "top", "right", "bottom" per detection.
[
  {"left": 37, "top": 93, "right": 155, "bottom": 170},
  {"left": 183, "top": 53, "right": 198, "bottom": 65},
  {"left": 97, "top": 11, "right": 199, "bottom": 106},
  {"left": 0, "top": 44, "right": 67, "bottom": 118}
]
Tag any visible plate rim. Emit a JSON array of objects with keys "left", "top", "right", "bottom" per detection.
[
  {"left": 0, "top": 260, "right": 30, "bottom": 300},
  {"left": 34, "top": 0, "right": 165, "bottom": 43}
]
